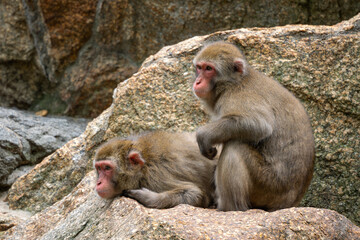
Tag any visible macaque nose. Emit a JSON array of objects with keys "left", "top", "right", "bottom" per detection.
[{"left": 97, "top": 180, "right": 102, "bottom": 186}]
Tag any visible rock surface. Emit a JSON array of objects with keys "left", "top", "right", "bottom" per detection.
[
  {"left": 5, "top": 14, "right": 360, "bottom": 230},
  {"left": 0, "top": 107, "right": 88, "bottom": 188},
  {"left": 0, "top": 191, "right": 32, "bottom": 232},
  {"left": 3, "top": 171, "right": 360, "bottom": 239},
  {"left": 0, "top": 0, "right": 47, "bottom": 110},
  {"left": 1, "top": 1, "right": 359, "bottom": 117}
]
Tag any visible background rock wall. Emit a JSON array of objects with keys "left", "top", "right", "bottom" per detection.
[{"left": 1, "top": 0, "right": 359, "bottom": 117}]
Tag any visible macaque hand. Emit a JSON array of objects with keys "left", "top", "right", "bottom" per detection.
[
  {"left": 125, "top": 188, "right": 160, "bottom": 208},
  {"left": 196, "top": 129, "right": 217, "bottom": 160}
]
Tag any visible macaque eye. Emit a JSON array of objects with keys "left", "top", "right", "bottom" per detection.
[
  {"left": 205, "top": 66, "right": 213, "bottom": 71},
  {"left": 104, "top": 166, "right": 111, "bottom": 171},
  {"left": 196, "top": 65, "right": 202, "bottom": 70}
]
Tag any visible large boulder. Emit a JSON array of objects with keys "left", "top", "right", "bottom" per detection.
[
  {"left": 1, "top": 0, "right": 359, "bottom": 117},
  {"left": 5, "top": 13, "right": 360, "bottom": 233}
]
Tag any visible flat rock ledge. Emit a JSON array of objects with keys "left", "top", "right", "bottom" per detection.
[{"left": 2, "top": 172, "right": 360, "bottom": 240}]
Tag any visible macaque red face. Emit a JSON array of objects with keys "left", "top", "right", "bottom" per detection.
[
  {"left": 94, "top": 160, "right": 118, "bottom": 199},
  {"left": 193, "top": 47, "right": 246, "bottom": 101},
  {"left": 193, "top": 61, "right": 216, "bottom": 99},
  {"left": 94, "top": 140, "right": 145, "bottom": 199}
]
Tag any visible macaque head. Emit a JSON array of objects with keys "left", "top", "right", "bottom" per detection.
[
  {"left": 192, "top": 41, "right": 248, "bottom": 99},
  {"left": 94, "top": 139, "right": 145, "bottom": 199}
]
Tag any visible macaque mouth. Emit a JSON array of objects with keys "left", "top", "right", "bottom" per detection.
[
  {"left": 96, "top": 189, "right": 106, "bottom": 194},
  {"left": 95, "top": 189, "right": 110, "bottom": 199}
]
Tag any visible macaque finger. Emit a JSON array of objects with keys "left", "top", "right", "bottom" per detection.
[
  {"left": 201, "top": 146, "right": 217, "bottom": 160},
  {"left": 207, "top": 147, "right": 218, "bottom": 160}
]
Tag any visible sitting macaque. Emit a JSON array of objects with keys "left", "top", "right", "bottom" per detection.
[
  {"left": 94, "top": 131, "right": 217, "bottom": 209},
  {"left": 192, "top": 41, "right": 315, "bottom": 211}
]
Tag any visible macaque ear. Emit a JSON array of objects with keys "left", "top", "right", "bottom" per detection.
[
  {"left": 128, "top": 151, "right": 145, "bottom": 167},
  {"left": 234, "top": 58, "right": 247, "bottom": 75}
]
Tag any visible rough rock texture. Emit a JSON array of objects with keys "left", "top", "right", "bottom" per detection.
[
  {"left": 0, "top": 107, "right": 88, "bottom": 188},
  {"left": 2, "top": 171, "right": 360, "bottom": 239},
  {"left": 0, "top": 0, "right": 47, "bottom": 110},
  {"left": 6, "top": 14, "right": 360, "bottom": 228},
  {"left": 1, "top": 1, "right": 359, "bottom": 117},
  {"left": 0, "top": 0, "right": 32, "bottom": 61},
  {"left": 0, "top": 191, "right": 31, "bottom": 232}
]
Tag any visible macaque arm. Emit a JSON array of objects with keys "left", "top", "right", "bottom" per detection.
[
  {"left": 205, "top": 113, "right": 274, "bottom": 143},
  {"left": 197, "top": 109, "right": 275, "bottom": 158},
  {"left": 125, "top": 183, "right": 205, "bottom": 209}
]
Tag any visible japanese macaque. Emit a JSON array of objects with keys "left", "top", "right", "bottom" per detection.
[
  {"left": 94, "top": 131, "right": 217, "bottom": 209},
  {"left": 192, "top": 41, "right": 315, "bottom": 211}
]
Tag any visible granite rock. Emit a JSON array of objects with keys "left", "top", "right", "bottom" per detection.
[
  {"left": 3, "top": 172, "right": 360, "bottom": 239},
  {"left": 0, "top": 107, "right": 88, "bottom": 188}
]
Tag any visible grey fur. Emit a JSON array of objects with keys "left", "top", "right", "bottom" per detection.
[{"left": 193, "top": 42, "right": 315, "bottom": 211}]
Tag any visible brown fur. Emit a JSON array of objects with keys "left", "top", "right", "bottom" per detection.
[
  {"left": 94, "top": 131, "right": 217, "bottom": 209},
  {"left": 193, "top": 41, "right": 315, "bottom": 211}
]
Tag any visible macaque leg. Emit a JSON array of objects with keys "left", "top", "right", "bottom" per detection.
[
  {"left": 126, "top": 182, "right": 206, "bottom": 209},
  {"left": 215, "top": 141, "right": 256, "bottom": 211}
]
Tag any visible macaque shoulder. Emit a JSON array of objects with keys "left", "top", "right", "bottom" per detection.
[{"left": 215, "top": 88, "right": 271, "bottom": 117}]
